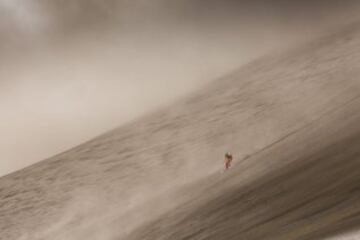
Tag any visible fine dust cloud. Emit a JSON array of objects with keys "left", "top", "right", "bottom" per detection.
[
  {"left": 1, "top": 0, "right": 360, "bottom": 176},
  {"left": 17, "top": 143, "right": 220, "bottom": 240}
]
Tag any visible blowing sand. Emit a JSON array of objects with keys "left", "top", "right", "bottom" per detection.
[{"left": 1, "top": 22, "right": 360, "bottom": 240}]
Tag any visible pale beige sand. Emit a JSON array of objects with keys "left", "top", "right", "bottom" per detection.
[{"left": 1, "top": 22, "right": 360, "bottom": 240}]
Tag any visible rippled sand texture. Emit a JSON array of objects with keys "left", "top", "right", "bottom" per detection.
[{"left": 1, "top": 23, "right": 360, "bottom": 240}]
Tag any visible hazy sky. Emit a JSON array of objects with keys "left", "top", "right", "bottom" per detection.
[{"left": 1, "top": 0, "right": 360, "bottom": 176}]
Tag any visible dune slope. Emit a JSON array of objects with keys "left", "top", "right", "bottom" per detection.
[{"left": 1, "top": 23, "right": 360, "bottom": 240}]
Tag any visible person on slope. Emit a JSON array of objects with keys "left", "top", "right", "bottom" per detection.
[{"left": 224, "top": 152, "right": 233, "bottom": 170}]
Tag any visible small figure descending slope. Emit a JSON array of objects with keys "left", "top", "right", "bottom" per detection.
[{"left": 224, "top": 152, "right": 233, "bottom": 170}]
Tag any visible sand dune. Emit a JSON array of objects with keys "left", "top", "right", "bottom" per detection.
[{"left": 1, "top": 22, "right": 360, "bottom": 240}]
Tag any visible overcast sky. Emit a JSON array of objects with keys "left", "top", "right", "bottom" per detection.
[{"left": 1, "top": 0, "right": 360, "bottom": 176}]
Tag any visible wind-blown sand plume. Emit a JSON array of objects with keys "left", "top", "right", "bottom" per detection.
[{"left": 1, "top": 22, "right": 360, "bottom": 240}]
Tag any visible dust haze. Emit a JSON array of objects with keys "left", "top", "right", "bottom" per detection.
[
  {"left": 1, "top": 1, "right": 360, "bottom": 240},
  {"left": 0, "top": 0, "right": 359, "bottom": 176}
]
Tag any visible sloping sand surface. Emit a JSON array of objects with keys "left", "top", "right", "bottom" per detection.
[{"left": 1, "top": 23, "right": 360, "bottom": 240}]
